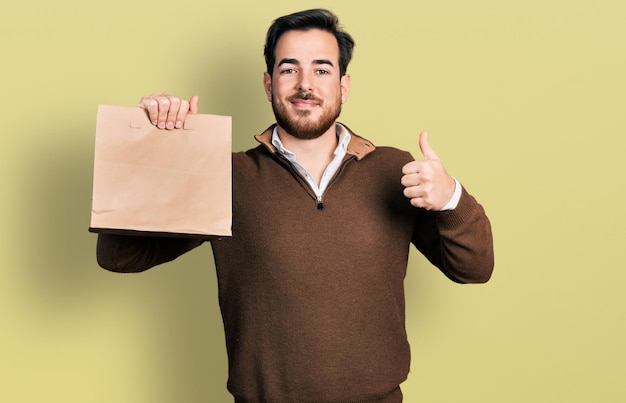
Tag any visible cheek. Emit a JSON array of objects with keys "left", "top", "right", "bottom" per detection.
[{"left": 269, "top": 82, "right": 290, "bottom": 100}]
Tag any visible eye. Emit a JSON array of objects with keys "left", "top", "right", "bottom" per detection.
[
  {"left": 280, "top": 68, "right": 297, "bottom": 74},
  {"left": 316, "top": 69, "right": 330, "bottom": 75}
]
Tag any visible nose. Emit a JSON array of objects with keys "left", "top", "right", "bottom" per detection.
[{"left": 297, "top": 70, "right": 313, "bottom": 92}]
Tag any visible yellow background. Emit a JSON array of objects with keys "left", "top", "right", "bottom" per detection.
[{"left": 2, "top": 0, "right": 625, "bottom": 401}]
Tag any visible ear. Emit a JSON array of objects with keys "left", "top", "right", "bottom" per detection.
[
  {"left": 263, "top": 72, "right": 272, "bottom": 102},
  {"left": 340, "top": 74, "right": 351, "bottom": 104}
]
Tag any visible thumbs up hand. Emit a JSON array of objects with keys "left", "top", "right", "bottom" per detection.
[{"left": 401, "top": 131, "right": 456, "bottom": 210}]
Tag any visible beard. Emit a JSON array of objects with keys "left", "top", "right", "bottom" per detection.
[{"left": 271, "top": 91, "right": 342, "bottom": 140}]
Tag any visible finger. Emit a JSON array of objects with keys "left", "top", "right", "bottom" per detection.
[
  {"left": 165, "top": 95, "right": 181, "bottom": 130},
  {"left": 402, "top": 160, "right": 434, "bottom": 179},
  {"left": 404, "top": 187, "right": 426, "bottom": 208},
  {"left": 403, "top": 181, "right": 434, "bottom": 198},
  {"left": 155, "top": 94, "right": 172, "bottom": 129},
  {"left": 174, "top": 95, "right": 200, "bottom": 128},
  {"left": 174, "top": 99, "right": 189, "bottom": 129},
  {"left": 401, "top": 160, "right": 420, "bottom": 175},
  {"left": 189, "top": 95, "right": 199, "bottom": 114},
  {"left": 409, "top": 196, "right": 428, "bottom": 209},
  {"left": 401, "top": 172, "right": 420, "bottom": 188},
  {"left": 404, "top": 188, "right": 435, "bottom": 210},
  {"left": 408, "top": 196, "right": 423, "bottom": 209},
  {"left": 419, "top": 131, "right": 440, "bottom": 161},
  {"left": 138, "top": 95, "right": 159, "bottom": 126}
]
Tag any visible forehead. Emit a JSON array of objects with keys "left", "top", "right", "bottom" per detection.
[{"left": 274, "top": 29, "right": 340, "bottom": 63}]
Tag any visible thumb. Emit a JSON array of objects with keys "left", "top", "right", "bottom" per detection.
[
  {"left": 189, "top": 95, "right": 199, "bottom": 114},
  {"left": 419, "top": 131, "right": 439, "bottom": 160}
]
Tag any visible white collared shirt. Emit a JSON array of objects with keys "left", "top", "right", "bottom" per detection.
[
  {"left": 271, "top": 124, "right": 351, "bottom": 200},
  {"left": 271, "top": 124, "right": 461, "bottom": 210}
]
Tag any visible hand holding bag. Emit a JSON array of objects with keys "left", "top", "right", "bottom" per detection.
[{"left": 89, "top": 104, "right": 232, "bottom": 239}]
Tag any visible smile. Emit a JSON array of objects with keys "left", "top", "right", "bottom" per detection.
[{"left": 290, "top": 99, "right": 319, "bottom": 108}]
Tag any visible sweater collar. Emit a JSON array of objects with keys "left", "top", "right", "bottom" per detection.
[{"left": 254, "top": 123, "right": 376, "bottom": 161}]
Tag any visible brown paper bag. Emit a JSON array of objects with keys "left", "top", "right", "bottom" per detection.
[{"left": 89, "top": 104, "right": 232, "bottom": 239}]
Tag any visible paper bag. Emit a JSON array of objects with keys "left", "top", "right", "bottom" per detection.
[{"left": 89, "top": 104, "right": 232, "bottom": 239}]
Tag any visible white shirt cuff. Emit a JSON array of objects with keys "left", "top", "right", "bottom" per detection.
[{"left": 440, "top": 177, "right": 462, "bottom": 211}]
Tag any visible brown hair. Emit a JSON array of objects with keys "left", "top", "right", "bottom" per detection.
[{"left": 263, "top": 9, "right": 355, "bottom": 77}]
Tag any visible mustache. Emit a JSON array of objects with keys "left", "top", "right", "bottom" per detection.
[{"left": 288, "top": 91, "right": 321, "bottom": 103}]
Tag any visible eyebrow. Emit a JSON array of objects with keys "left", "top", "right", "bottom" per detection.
[{"left": 277, "top": 58, "right": 335, "bottom": 67}]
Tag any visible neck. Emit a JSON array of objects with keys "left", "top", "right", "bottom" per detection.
[
  {"left": 276, "top": 123, "right": 339, "bottom": 185},
  {"left": 276, "top": 123, "right": 338, "bottom": 158}
]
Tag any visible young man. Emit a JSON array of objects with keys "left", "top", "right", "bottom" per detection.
[{"left": 97, "top": 9, "right": 494, "bottom": 402}]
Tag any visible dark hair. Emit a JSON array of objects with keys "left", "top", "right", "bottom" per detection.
[{"left": 264, "top": 9, "right": 355, "bottom": 77}]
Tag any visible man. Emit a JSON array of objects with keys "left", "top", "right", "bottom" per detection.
[{"left": 96, "top": 8, "right": 493, "bottom": 402}]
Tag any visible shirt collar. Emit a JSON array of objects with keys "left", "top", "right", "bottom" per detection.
[
  {"left": 270, "top": 124, "right": 351, "bottom": 158},
  {"left": 255, "top": 123, "right": 375, "bottom": 160}
]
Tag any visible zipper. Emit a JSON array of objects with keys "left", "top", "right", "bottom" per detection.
[
  {"left": 314, "top": 155, "right": 356, "bottom": 211},
  {"left": 274, "top": 153, "right": 357, "bottom": 211},
  {"left": 316, "top": 195, "right": 324, "bottom": 210}
]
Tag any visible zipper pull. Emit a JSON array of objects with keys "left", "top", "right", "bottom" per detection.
[{"left": 316, "top": 195, "right": 324, "bottom": 211}]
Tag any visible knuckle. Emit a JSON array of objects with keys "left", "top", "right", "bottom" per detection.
[{"left": 143, "top": 98, "right": 158, "bottom": 108}]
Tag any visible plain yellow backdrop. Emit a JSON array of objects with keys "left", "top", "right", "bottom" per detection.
[{"left": 2, "top": 0, "right": 625, "bottom": 402}]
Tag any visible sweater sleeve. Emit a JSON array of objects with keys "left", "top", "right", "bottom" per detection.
[
  {"left": 96, "top": 233, "right": 203, "bottom": 273},
  {"left": 412, "top": 186, "right": 494, "bottom": 283}
]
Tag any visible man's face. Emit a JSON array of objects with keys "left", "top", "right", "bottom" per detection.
[{"left": 264, "top": 29, "right": 351, "bottom": 140}]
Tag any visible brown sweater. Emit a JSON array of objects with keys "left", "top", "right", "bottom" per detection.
[{"left": 97, "top": 125, "right": 494, "bottom": 402}]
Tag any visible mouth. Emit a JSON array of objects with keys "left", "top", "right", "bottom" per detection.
[
  {"left": 289, "top": 94, "right": 321, "bottom": 108},
  {"left": 290, "top": 99, "right": 319, "bottom": 109}
]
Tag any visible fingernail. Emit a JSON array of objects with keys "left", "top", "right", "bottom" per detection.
[
  {"left": 166, "top": 121, "right": 174, "bottom": 130},
  {"left": 175, "top": 120, "right": 182, "bottom": 129},
  {"left": 158, "top": 121, "right": 165, "bottom": 129}
]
